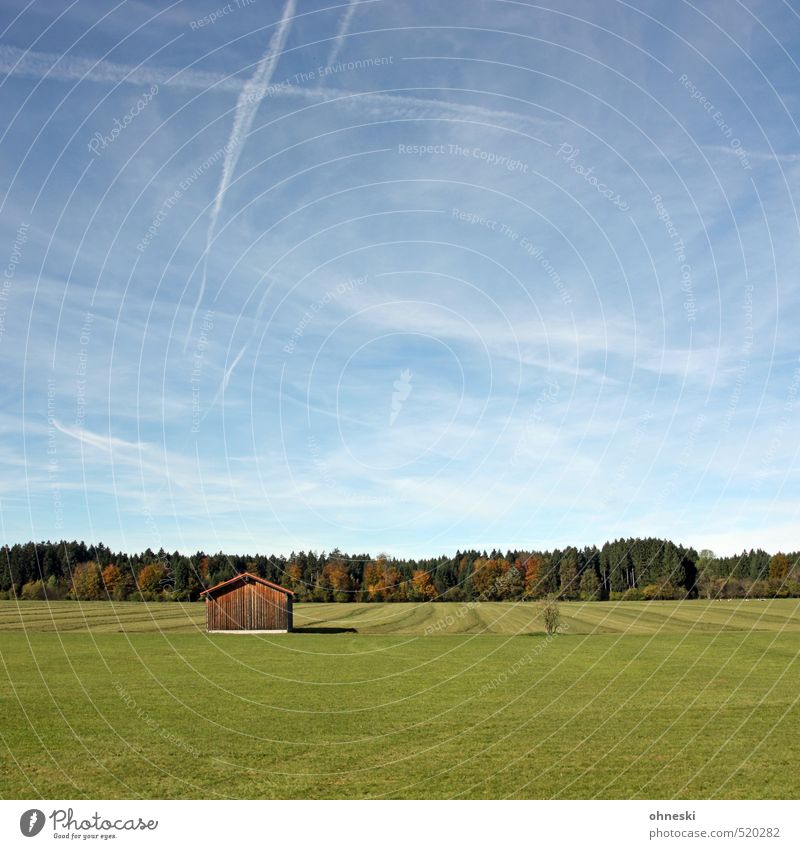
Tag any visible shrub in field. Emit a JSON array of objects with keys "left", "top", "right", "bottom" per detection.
[
  {"left": 167, "top": 588, "right": 193, "bottom": 601},
  {"left": 112, "top": 583, "right": 131, "bottom": 601},
  {"left": 21, "top": 580, "right": 46, "bottom": 600},
  {"left": 747, "top": 580, "right": 770, "bottom": 599},
  {"left": 642, "top": 582, "right": 681, "bottom": 600},
  {"left": 720, "top": 578, "right": 747, "bottom": 599},
  {"left": 135, "top": 589, "right": 163, "bottom": 602},
  {"left": 698, "top": 576, "right": 746, "bottom": 599},
  {"left": 769, "top": 580, "right": 791, "bottom": 598},
  {"left": 539, "top": 595, "right": 561, "bottom": 636},
  {"left": 37, "top": 577, "right": 69, "bottom": 600}
]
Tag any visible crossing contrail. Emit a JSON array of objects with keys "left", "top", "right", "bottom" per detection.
[
  {"left": 326, "top": 0, "right": 359, "bottom": 67},
  {"left": 184, "top": 0, "right": 297, "bottom": 350}
]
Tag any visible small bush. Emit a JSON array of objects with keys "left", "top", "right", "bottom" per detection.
[
  {"left": 642, "top": 582, "right": 681, "bottom": 600},
  {"left": 747, "top": 580, "right": 770, "bottom": 599},
  {"left": 21, "top": 580, "right": 47, "bottom": 600},
  {"left": 112, "top": 584, "right": 131, "bottom": 601},
  {"left": 134, "top": 590, "right": 162, "bottom": 602},
  {"left": 786, "top": 581, "right": 800, "bottom": 598},
  {"left": 168, "top": 589, "right": 193, "bottom": 602},
  {"left": 539, "top": 595, "right": 562, "bottom": 636}
]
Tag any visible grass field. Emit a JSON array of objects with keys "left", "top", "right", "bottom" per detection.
[
  {"left": 1, "top": 599, "right": 799, "bottom": 799},
  {"left": 3, "top": 597, "right": 800, "bottom": 635}
]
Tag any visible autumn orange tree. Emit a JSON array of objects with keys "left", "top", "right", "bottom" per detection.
[
  {"left": 285, "top": 561, "right": 305, "bottom": 596},
  {"left": 363, "top": 556, "right": 404, "bottom": 601},
  {"left": 101, "top": 564, "right": 134, "bottom": 600},
  {"left": 324, "top": 558, "right": 353, "bottom": 602},
  {"left": 136, "top": 563, "right": 167, "bottom": 598},
  {"left": 523, "top": 554, "right": 551, "bottom": 598},
  {"left": 471, "top": 557, "right": 505, "bottom": 599},
  {"left": 410, "top": 569, "right": 437, "bottom": 600},
  {"left": 495, "top": 563, "right": 524, "bottom": 599}
]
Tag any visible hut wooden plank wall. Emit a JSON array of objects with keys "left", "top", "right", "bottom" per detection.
[{"left": 201, "top": 574, "right": 293, "bottom": 633}]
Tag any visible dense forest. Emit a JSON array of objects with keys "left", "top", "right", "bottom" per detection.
[{"left": 1, "top": 538, "right": 799, "bottom": 603}]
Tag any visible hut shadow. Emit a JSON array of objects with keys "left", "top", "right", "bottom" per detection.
[{"left": 292, "top": 626, "right": 358, "bottom": 634}]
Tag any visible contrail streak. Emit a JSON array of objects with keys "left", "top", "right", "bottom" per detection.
[
  {"left": 208, "top": 342, "right": 248, "bottom": 411},
  {"left": 326, "top": 0, "right": 359, "bottom": 67},
  {"left": 184, "top": 0, "right": 297, "bottom": 349},
  {"left": 0, "top": 44, "right": 240, "bottom": 92},
  {"left": 0, "top": 43, "right": 554, "bottom": 133}
]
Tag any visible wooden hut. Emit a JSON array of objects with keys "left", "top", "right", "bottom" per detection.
[{"left": 200, "top": 573, "right": 294, "bottom": 633}]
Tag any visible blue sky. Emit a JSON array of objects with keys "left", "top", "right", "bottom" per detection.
[{"left": 1, "top": 0, "right": 799, "bottom": 557}]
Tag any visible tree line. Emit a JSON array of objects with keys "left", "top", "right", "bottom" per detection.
[{"left": 1, "top": 538, "right": 799, "bottom": 603}]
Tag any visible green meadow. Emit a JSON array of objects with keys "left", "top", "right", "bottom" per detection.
[{"left": 1, "top": 599, "right": 798, "bottom": 798}]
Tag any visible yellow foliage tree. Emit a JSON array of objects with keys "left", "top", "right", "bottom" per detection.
[
  {"left": 70, "top": 561, "right": 102, "bottom": 600},
  {"left": 411, "top": 570, "right": 437, "bottom": 600},
  {"left": 137, "top": 563, "right": 166, "bottom": 595}
]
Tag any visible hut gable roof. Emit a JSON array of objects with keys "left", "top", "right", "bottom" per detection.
[{"left": 200, "top": 572, "right": 295, "bottom": 597}]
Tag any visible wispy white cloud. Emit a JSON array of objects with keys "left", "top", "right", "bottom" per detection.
[
  {"left": 703, "top": 143, "right": 800, "bottom": 164},
  {"left": 49, "top": 419, "right": 265, "bottom": 516}
]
